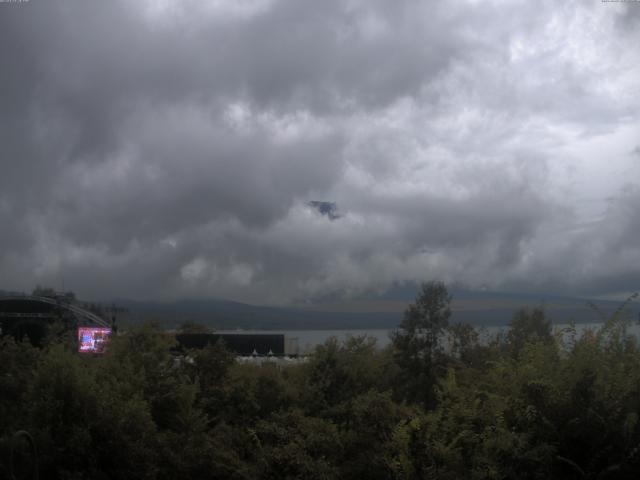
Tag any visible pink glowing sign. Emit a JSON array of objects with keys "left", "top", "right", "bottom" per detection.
[{"left": 78, "top": 327, "right": 111, "bottom": 353}]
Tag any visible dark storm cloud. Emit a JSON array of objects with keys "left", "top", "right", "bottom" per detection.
[
  {"left": 0, "top": 0, "right": 639, "bottom": 302},
  {"left": 510, "top": 185, "right": 640, "bottom": 297},
  {"left": 308, "top": 201, "right": 340, "bottom": 220}
]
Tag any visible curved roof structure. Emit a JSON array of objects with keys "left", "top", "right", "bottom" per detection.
[{"left": 0, "top": 294, "right": 110, "bottom": 328}]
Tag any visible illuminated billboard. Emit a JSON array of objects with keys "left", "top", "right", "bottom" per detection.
[{"left": 78, "top": 327, "right": 111, "bottom": 353}]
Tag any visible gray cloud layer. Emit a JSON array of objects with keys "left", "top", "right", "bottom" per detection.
[{"left": 1, "top": 0, "right": 639, "bottom": 303}]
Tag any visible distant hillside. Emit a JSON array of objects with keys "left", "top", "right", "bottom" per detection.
[
  {"left": 113, "top": 298, "right": 398, "bottom": 330},
  {"left": 106, "top": 287, "right": 640, "bottom": 330},
  {"left": 3, "top": 285, "right": 638, "bottom": 330}
]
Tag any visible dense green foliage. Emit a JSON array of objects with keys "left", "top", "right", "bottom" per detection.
[{"left": 2, "top": 285, "right": 640, "bottom": 479}]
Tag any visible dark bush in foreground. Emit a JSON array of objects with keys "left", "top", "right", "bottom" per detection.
[{"left": 2, "top": 286, "right": 640, "bottom": 479}]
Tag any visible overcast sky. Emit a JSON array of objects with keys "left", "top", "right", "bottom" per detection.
[{"left": 1, "top": 0, "right": 639, "bottom": 304}]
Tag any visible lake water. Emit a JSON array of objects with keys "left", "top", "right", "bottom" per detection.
[{"left": 218, "top": 322, "right": 640, "bottom": 355}]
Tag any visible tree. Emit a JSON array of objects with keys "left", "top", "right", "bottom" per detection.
[
  {"left": 391, "top": 281, "right": 452, "bottom": 408},
  {"left": 301, "top": 335, "right": 396, "bottom": 415},
  {"left": 448, "top": 322, "right": 486, "bottom": 368},
  {"left": 507, "top": 307, "right": 553, "bottom": 357},
  {"left": 338, "top": 390, "right": 409, "bottom": 479},
  {"left": 255, "top": 409, "right": 342, "bottom": 480}
]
